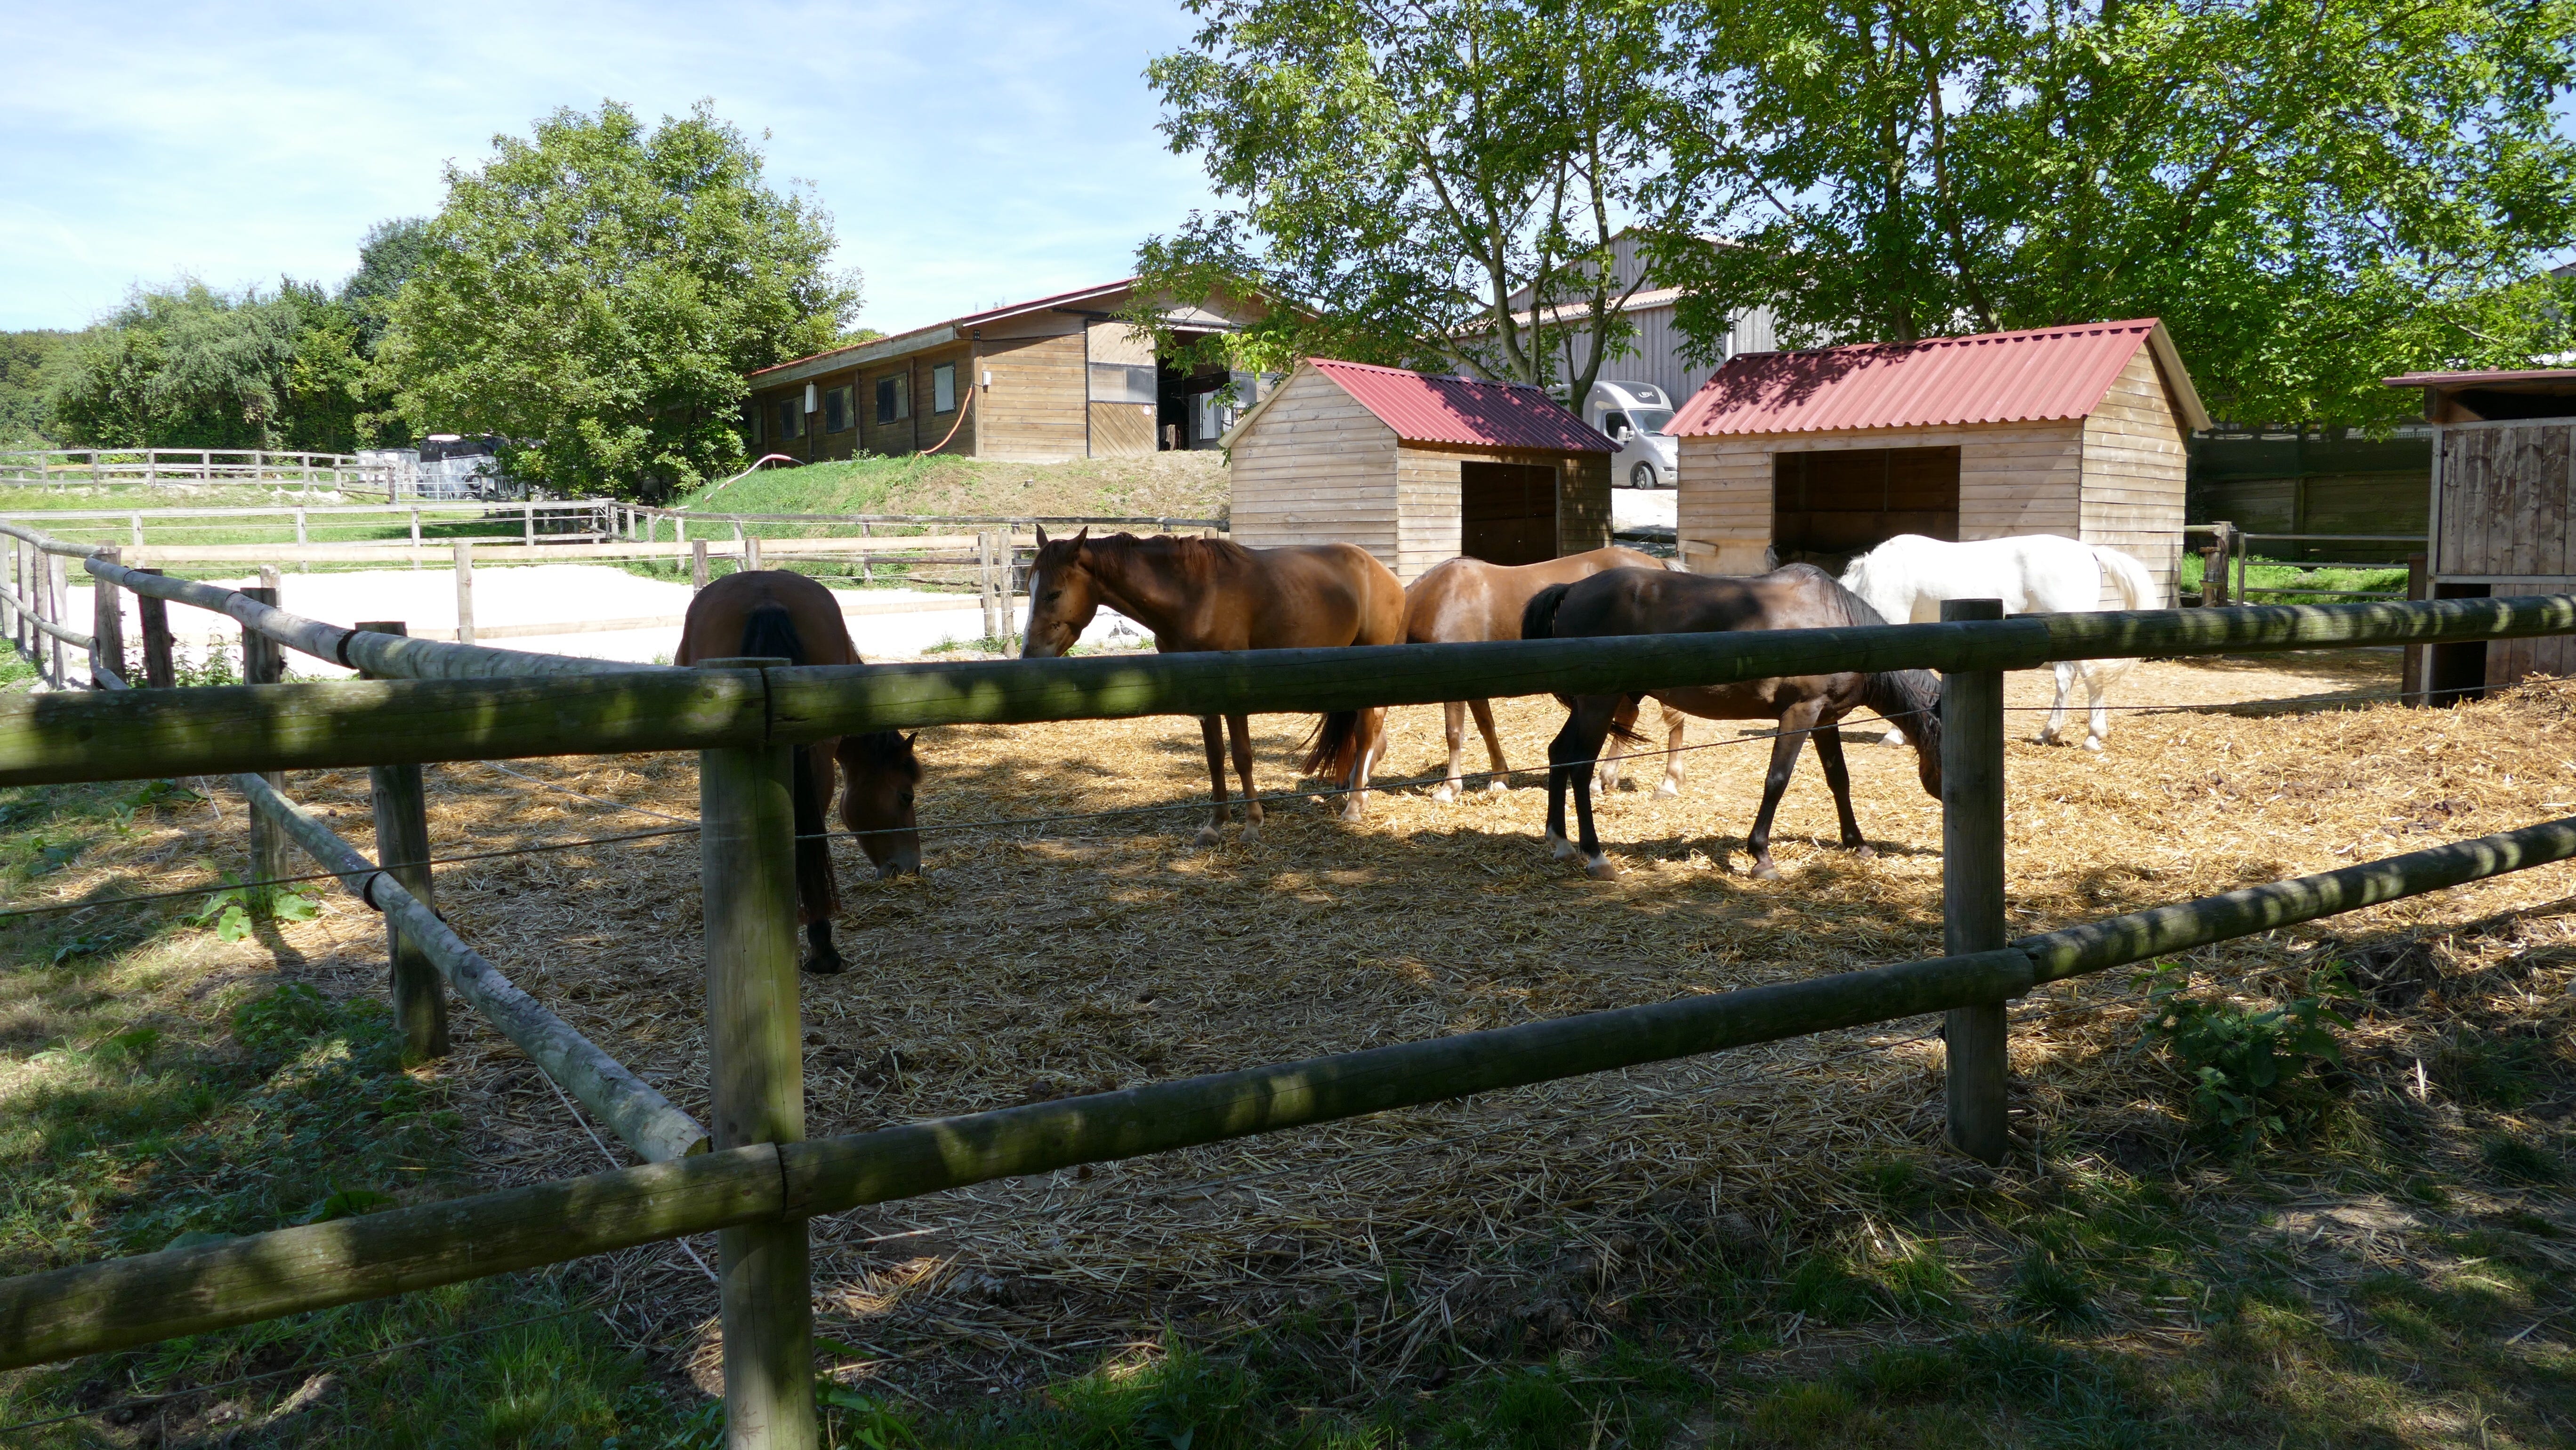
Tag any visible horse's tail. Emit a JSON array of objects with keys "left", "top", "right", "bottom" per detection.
[
  {"left": 1520, "top": 582, "right": 1575, "bottom": 644},
  {"left": 2086, "top": 545, "right": 2159, "bottom": 687},
  {"left": 741, "top": 604, "right": 837, "bottom": 923},
  {"left": 1301, "top": 710, "right": 1360, "bottom": 781}
]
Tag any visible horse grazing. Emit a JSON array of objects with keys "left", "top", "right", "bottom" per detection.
[
  {"left": 1403, "top": 546, "right": 1692, "bottom": 802},
  {"left": 1840, "top": 533, "right": 2158, "bottom": 750},
  {"left": 1019, "top": 527, "right": 1406, "bottom": 845},
  {"left": 1522, "top": 564, "right": 1942, "bottom": 880},
  {"left": 677, "top": 570, "right": 923, "bottom": 974}
]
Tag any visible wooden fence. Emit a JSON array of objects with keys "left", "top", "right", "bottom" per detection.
[
  {"left": 0, "top": 514, "right": 2568, "bottom": 1446},
  {"left": 0, "top": 448, "right": 384, "bottom": 491}
]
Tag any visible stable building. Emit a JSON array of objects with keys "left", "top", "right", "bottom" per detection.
[
  {"left": 1224, "top": 358, "right": 1614, "bottom": 581},
  {"left": 1668, "top": 318, "right": 2210, "bottom": 604},
  {"left": 740, "top": 280, "right": 1268, "bottom": 466},
  {"left": 2385, "top": 366, "right": 2576, "bottom": 698}
]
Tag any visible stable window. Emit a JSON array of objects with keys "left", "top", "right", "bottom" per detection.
[
  {"left": 744, "top": 403, "right": 761, "bottom": 446},
  {"left": 1771, "top": 446, "right": 1959, "bottom": 564},
  {"left": 1460, "top": 461, "right": 1559, "bottom": 566},
  {"left": 774, "top": 398, "right": 803, "bottom": 441},
  {"left": 932, "top": 362, "right": 957, "bottom": 414},
  {"left": 875, "top": 374, "right": 909, "bottom": 424},
  {"left": 823, "top": 385, "right": 853, "bottom": 434}
]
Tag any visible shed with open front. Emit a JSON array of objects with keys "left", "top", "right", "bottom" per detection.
[
  {"left": 1224, "top": 359, "right": 1615, "bottom": 582},
  {"left": 1667, "top": 319, "right": 2209, "bottom": 605}
]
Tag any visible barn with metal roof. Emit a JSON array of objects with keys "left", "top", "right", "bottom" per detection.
[
  {"left": 1668, "top": 318, "right": 2210, "bottom": 604},
  {"left": 1223, "top": 358, "right": 1616, "bottom": 581}
]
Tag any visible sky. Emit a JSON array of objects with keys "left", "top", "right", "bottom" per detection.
[{"left": 0, "top": 0, "right": 1219, "bottom": 334}]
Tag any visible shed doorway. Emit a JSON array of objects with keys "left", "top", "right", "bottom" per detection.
[
  {"left": 1461, "top": 461, "right": 1559, "bottom": 565},
  {"left": 1771, "top": 446, "right": 1960, "bottom": 568}
]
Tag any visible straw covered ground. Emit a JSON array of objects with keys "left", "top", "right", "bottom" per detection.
[{"left": 13, "top": 645, "right": 2576, "bottom": 1439}]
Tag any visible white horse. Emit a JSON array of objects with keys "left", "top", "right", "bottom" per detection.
[{"left": 1838, "top": 533, "right": 2161, "bottom": 750}]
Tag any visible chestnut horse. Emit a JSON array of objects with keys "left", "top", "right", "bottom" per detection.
[
  {"left": 1521, "top": 564, "right": 1942, "bottom": 880},
  {"left": 677, "top": 570, "right": 923, "bottom": 974},
  {"left": 1019, "top": 528, "right": 1406, "bottom": 845},
  {"left": 1402, "top": 546, "right": 1690, "bottom": 802}
]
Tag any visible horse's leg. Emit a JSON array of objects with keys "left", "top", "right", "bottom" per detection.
[
  {"left": 795, "top": 741, "right": 845, "bottom": 975},
  {"left": 1227, "top": 713, "right": 1263, "bottom": 844},
  {"left": 1196, "top": 714, "right": 1229, "bottom": 847},
  {"left": 2084, "top": 660, "right": 2109, "bottom": 750},
  {"left": 1435, "top": 701, "right": 1466, "bottom": 804},
  {"left": 1339, "top": 706, "right": 1387, "bottom": 821},
  {"left": 1546, "top": 696, "right": 1619, "bottom": 878},
  {"left": 1810, "top": 716, "right": 1873, "bottom": 858},
  {"left": 1596, "top": 697, "right": 1639, "bottom": 794},
  {"left": 2040, "top": 661, "right": 2075, "bottom": 745},
  {"left": 1655, "top": 697, "right": 1688, "bottom": 799},
  {"left": 1745, "top": 704, "right": 1821, "bottom": 880},
  {"left": 1469, "top": 698, "right": 1509, "bottom": 792}
]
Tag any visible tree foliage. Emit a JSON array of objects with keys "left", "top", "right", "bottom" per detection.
[
  {"left": 379, "top": 100, "right": 856, "bottom": 498},
  {"left": 1658, "top": 0, "right": 2576, "bottom": 425},
  {"left": 1133, "top": 0, "right": 1690, "bottom": 395},
  {"left": 0, "top": 331, "right": 71, "bottom": 445},
  {"left": 43, "top": 280, "right": 374, "bottom": 452},
  {"left": 339, "top": 217, "right": 431, "bottom": 359}
]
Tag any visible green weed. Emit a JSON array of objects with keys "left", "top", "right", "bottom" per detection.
[{"left": 2137, "top": 963, "right": 2353, "bottom": 1146}]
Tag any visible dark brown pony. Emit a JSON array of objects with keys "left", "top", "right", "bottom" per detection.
[
  {"left": 1521, "top": 564, "right": 1941, "bottom": 880},
  {"left": 1019, "top": 528, "right": 1407, "bottom": 844},
  {"left": 1402, "top": 545, "right": 1689, "bottom": 802},
  {"left": 677, "top": 570, "right": 923, "bottom": 973}
]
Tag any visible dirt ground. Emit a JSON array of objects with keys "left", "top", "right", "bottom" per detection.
[{"left": 42, "top": 642, "right": 2576, "bottom": 1404}]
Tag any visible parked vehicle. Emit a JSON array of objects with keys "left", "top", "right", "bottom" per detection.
[{"left": 1580, "top": 380, "right": 1677, "bottom": 488}]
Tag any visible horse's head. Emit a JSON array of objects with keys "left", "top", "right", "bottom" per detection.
[
  {"left": 839, "top": 730, "right": 923, "bottom": 878},
  {"left": 1870, "top": 669, "right": 1944, "bottom": 800},
  {"left": 1019, "top": 524, "right": 1100, "bottom": 659}
]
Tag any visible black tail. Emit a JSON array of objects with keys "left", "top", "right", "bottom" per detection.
[
  {"left": 741, "top": 605, "right": 837, "bottom": 921},
  {"left": 1301, "top": 710, "right": 1359, "bottom": 779},
  {"left": 1520, "top": 582, "right": 1575, "bottom": 644}
]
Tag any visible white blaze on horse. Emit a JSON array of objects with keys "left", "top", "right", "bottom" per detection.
[{"left": 1837, "top": 533, "right": 2161, "bottom": 751}]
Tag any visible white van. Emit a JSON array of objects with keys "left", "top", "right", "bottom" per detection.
[{"left": 1581, "top": 381, "right": 1678, "bottom": 488}]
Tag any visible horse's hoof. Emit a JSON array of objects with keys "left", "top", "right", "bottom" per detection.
[
  {"left": 1852, "top": 843, "right": 1876, "bottom": 860},
  {"left": 1431, "top": 785, "right": 1457, "bottom": 805},
  {"left": 1547, "top": 830, "right": 1578, "bottom": 860},
  {"left": 2084, "top": 736, "right": 2104, "bottom": 753},
  {"left": 1193, "top": 825, "right": 1222, "bottom": 848},
  {"left": 1484, "top": 777, "right": 1509, "bottom": 794},
  {"left": 1750, "top": 860, "right": 1781, "bottom": 880},
  {"left": 1239, "top": 822, "right": 1261, "bottom": 846},
  {"left": 801, "top": 952, "right": 848, "bottom": 976},
  {"left": 1338, "top": 803, "right": 1366, "bottom": 824},
  {"left": 1654, "top": 781, "right": 1681, "bottom": 800},
  {"left": 1585, "top": 855, "right": 1619, "bottom": 880}
]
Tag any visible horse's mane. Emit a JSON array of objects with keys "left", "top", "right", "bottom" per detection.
[
  {"left": 1088, "top": 531, "right": 1253, "bottom": 568},
  {"left": 1772, "top": 561, "right": 1939, "bottom": 735},
  {"left": 844, "top": 728, "right": 917, "bottom": 770},
  {"left": 1771, "top": 562, "right": 1891, "bottom": 628}
]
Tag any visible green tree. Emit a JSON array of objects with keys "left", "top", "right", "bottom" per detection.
[
  {"left": 379, "top": 100, "right": 857, "bottom": 498},
  {"left": 338, "top": 217, "right": 431, "bottom": 359},
  {"left": 1134, "top": 0, "right": 1694, "bottom": 395},
  {"left": 0, "top": 331, "right": 71, "bottom": 444},
  {"left": 1658, "top": 0, "right": 2576, "bottom": 426},
  {"left": 44, "top": 280, "right": 370, "bottom": 452}
]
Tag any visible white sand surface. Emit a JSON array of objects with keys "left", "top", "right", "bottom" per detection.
[{"left": 1611, "top": 486, "right": 1675, "bottom": 532}]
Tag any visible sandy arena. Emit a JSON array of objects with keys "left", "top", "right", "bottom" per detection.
[{"left": 29, "top": 644, "right": 2576, "bottom": 1402}]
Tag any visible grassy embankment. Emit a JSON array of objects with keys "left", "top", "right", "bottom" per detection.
[
  {"left": 0, "top": 628, "right": 2568, "bottom": 1445},
  {"left": 2180, "top": 553, "right": 2412, "bottom": 602}
]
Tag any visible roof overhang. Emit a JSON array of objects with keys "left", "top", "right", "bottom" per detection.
[{"left": 2144, "top": 321, "right": 2213, "bottom": 433}]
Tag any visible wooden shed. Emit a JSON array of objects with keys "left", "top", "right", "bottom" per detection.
[
  {"left": 1668, "top": 319, "right": 2210, "bottom": 605},
  {"left": 740, "top": 280, "right": 1267, "bottom": 467},
  {"left": 1224, "top": 359, "right": 1615, "bottom": 582},
  {"left": 2385, "top": 367, "right": 2576, "bottom": 697}
]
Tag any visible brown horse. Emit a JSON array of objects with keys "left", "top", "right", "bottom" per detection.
[
  {"left": 1402, "top": 546, "right": 1690, "bottom": 802},
  {"left": 1521, "top": 564, "right": 1942, "bottom": 880},
  {"left": 677, "top": 570, "right": 923, "bottom": 973},
  {"left": 1019, "top": 528, "right": 1407, "bottom": 844}
]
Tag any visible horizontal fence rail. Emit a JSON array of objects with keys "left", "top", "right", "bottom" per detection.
[
  {"left": 0, "top": 594, "right": 2568, "bottom": 786},
  {"left": 4, "top": 814, "right": 2571, "bottom": 1370}
]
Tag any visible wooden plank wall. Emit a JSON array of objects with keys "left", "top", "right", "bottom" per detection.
[
  {"left": 977, "top": 331, "right": 1085, "bottom": 463},
  {"left": 1678, "top": 420, "right": 2083, "bottom": 575},
  {"left": 1560, "top": 453, "right": 1613, "bottom": 558},
  {"left": 1230, "top": 370, "right": 1400, "bottom": 563},
  {"left": 2078, "top": 346, "right": 2190, "bottom": 607},
  {"left": 1086, "top": 320, "right": 1157, "bottom": 458},
  {"left": 2439, "top": 423, "right": 2575, "bottom": 580}
]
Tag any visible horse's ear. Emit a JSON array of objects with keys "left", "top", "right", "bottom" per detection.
[
  {"left": 1035, "top": 524, "right": 1049, "bottom": 547},
  {"left": 902, "top": 731, "right": 919, "bottom": 749},
  {"left": 1073, "top": 526, "right": 1089, "bottom": 545}
]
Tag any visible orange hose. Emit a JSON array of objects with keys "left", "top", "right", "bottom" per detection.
[{"left": 923, "top": 383, "right": 977, "bottom": 456}]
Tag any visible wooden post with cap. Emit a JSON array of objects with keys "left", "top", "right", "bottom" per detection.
[
  {"left": 240, "top": 587, "right": 289, "bottom": 918},
  {"left": 1940, "top": 596, "right": 2011, "bottom": 1164}
]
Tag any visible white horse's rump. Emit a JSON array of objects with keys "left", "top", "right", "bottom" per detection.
[{"left": 1839, "top": 534, "right": 2161, "bottom": 749}]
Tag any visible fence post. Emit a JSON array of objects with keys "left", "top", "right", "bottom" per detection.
[
  {"left": 523, "top": 502, "right": 534, "bottom": 546},
  {"left": 92, "top": 547, "right": 124, "bottom": 687},
  {"left": 294, "top": 508, "right": 308, "bottom": 547},
  {"left": 410, "top": 508, "right": 422, "bottom": 569},
  {"left": 859, "top": 522, "right": 870, "bottom": 586},
  {"left": 2400, "top": 553, "right": 2431, "bottom": 707},
  {"left": 356, "top": 621, "right": 448, "bottom": 1061},
  {"left": 241, "top": 587, "right": 289, "bottom": 918},
  {"left": 1940, "top": 596, "right": 2010, "bottom": 1165},
  {"left": 697, "top": 661, "right": 815, "bottom": 1450},
  {"left": 129, "top": 513, "right": 143, "bottom": 549},
  {"left": 746, "top": 534, "right": 765, "bottom": 572},
  {"left": 136, "top": 569, "right": 175, "bottom": 687},
  {"left": 978, "top": 531, "right": 997, "bottom": 643},
  {"left": 692, "top": 539, "right": 712, "bottom": 593},
  {"left": 2, "top": 538, "right": 18, "bottom": 655},
  {"left": 452, "top": 541, "right": 476, "bottom": 646},
  {"left": 35, "top": 551, "right": 59, "bottom": 687}
]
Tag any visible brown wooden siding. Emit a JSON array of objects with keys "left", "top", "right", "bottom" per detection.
[
  {"left": 1230, "top": 369, "right": 1401, "bottom": 562},
  {"left": 978, "top": 330, "right": 1087, "bottom": 463},
  {"left": 2078, "top": 345, "right": 2190, "bottom": 606},
  {"left": 2437, "top": 422, "right": 2576, "bottom": 580}
]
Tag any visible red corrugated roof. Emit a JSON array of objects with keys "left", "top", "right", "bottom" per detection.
[
  {"left": 1669, "top": 319, "right": 2164, "bottom": 436},
  {"left": 1308, "top": 359, "right": 1613, "bottom": 452}
]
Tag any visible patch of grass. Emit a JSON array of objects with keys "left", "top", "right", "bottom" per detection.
[
  {"left": 2481, "top": 1132, "right": 2566, "bottom": 1185},
  {"left": 2434, "top": 1029, "right": 2553, "bottom": 1109}
]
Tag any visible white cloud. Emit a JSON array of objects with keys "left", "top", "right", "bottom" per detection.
[{"left": 0, "top": 0, "right": 1218, "bottom": 331}]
